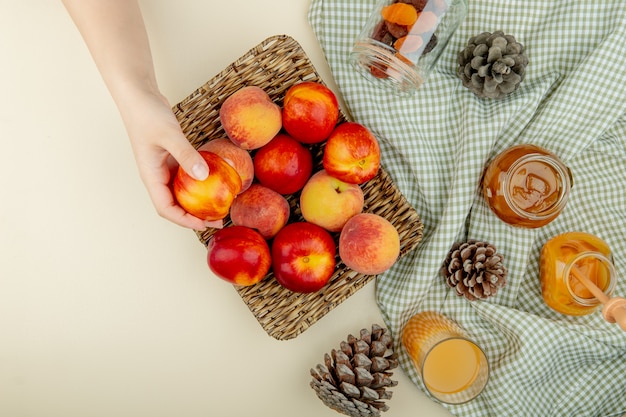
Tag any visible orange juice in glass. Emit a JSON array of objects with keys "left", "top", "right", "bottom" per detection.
[{"left": 401, "top": 311, "right": 489, "bottom": 404}]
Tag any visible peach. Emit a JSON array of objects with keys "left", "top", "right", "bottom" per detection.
[
  {"left": 300, "top": 170, "right": 364, "bottom": 232},
  {"left": 219, "top": 86, "right": 282, "bottom": 150},
  {"left": 282, "top": 81, "right": 339, "bottom": 144},
  {"left": 198, "top": 138, "right": 254, "bottom": 193},
  {"left": 339, "top": 213, "right": 400, "bottom": 275},
  {"left": 173, "top": 151, "right": 242, "bottom": 221},
  {"left": 229, "top": 184, "right": 290, "bottom": 239},
  {"left": 323, "top": 122, "right": 381, "bottom": 185}
]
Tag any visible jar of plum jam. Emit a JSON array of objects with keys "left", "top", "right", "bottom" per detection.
[
  {"left": 482, "top": 144, "right": 573, "bottom": 228},
  {"left": 540, "top": 232, "right": 617, "bottom": 316},
  {"left": 350, "top": 0, "right": 467, "bottom": 95}
]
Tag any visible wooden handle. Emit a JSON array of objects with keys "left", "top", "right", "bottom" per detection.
[
  {"left": 571, "top": 266, "right": 625, "bottom": 331},
  {"left": 602, "top": 297, "right": 626, "bottom": 332},
  {"left": 570, "top": 266, "right": 610, "bottom": 303}
]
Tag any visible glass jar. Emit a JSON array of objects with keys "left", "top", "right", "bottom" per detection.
[
  {"left": 540, "top": 232, "right": 617, "bottom": 316},
  {"left": 482, "top": 144, "right": 573, "bottom": 228},
  {"left": 350, "top": 0, "right": 468, "bottom": 95},
  {"left": 402, "top": 311, "right": 489, "bottom": 404}
]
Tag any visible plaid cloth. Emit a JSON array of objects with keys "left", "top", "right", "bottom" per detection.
[{"left": 308, "top": 1, "right": 626, "bottom": 416}]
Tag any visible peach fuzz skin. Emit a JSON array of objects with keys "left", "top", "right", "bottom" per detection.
[
  {"left": 282, "top": 81, "right": 339, "bottom": 144},
  {"left": 229, "top": 184, "right": 290, "bottom": 239},
  {"left": 173, "top": 151, "right": 242, "bottom": 221},
  {"left": 198, "top": 138, "right": 254, "bottom": 193},
  {"left": 300, "top": 170, "right": 364, "bottom": 232},
  {"left": 219, "top": 86, "right": 282, "bottom": 150},
  {"left": 339, "top": 213, "right": 400, "bottom": 275}
]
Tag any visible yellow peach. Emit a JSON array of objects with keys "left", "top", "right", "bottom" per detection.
[
  {"left": 300, "top": 170, "right": 364, "bottom": 232},
  {"left": 219, "top": 86, "right": 282, "bottom": 150},
  {"left": 339, "top": 213, "right": 400, "bottom": 275},
  {"left": 229, "top": 184, "right": 290, "bottom": 239}
]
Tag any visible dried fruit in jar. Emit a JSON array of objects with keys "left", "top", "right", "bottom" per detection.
[
  {"left": 371, "top": 20, "right": 395, "bottom": 45},
  {"left": 385, "top": 21, "right": 409, "bottom": 39},
  {"left": 412, "top": 11, "right": 438, "bottom": 34},
  {"left": 381, "top": 3, "right": 419, "bottom": 26},
  {"left": 394, "top": 0, "right": 428, "bottom": 12},
  {"left": 394, "top": 34, "right": 424, "bottom": 53},
  {"left": 370, "top": 64, "right": 389, "bottom": 79}
]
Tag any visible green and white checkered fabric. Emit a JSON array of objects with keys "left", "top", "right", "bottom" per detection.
[{"left": 309, "top": 1, "right": 626, "bottom": 415}]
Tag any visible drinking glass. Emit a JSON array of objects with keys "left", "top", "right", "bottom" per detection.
[{"left": 402, "top": 311, "right": 489, "bottom": 404}]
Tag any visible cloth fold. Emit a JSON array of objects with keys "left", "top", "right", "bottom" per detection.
[{"left": 308, "top": 1, "right": 626, "bottom": 415}]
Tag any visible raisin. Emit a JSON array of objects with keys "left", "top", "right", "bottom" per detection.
[
  {"left": 385, "top": 21, "right": 409, "bottom": 39},
  {"left": 395, "top": 0, "right": 428, "bottom": 12}
]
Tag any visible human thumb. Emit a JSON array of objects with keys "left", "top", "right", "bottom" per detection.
[{"left": 172, "top": 140, "right": 209, "bottom": 181}]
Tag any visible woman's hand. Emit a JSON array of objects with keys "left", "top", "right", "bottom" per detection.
[
  {"left": 62, "top": 0, "right": 218, "bottom": 230},
  {"left": 123, "top": 91, "right": 214, "bottom": 230}
]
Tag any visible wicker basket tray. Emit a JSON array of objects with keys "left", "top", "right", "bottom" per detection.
[{"left": 173, "top": 35, "right": 423, "bottom": 340}]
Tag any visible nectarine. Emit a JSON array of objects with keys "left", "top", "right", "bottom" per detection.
[
  {"left": 282, "top": 81, "right": 339, "bottom": 144},
  {"left": 339, "top": 213, "right": 400, "bottom": 275},
  {"left": 253, "top": 133, "right": 313, "bottom": 195},
  {"left": 207, "top": 226, "right": 271, "bottom": 286},
  {"left": 323, "top": 122, "right": 381, "bottom": 184},
  {"left": 198, "top": 138, "right": 254, "bottom": 193},
  {"left": 173, "top": 151, "right": 242, "bottom": 221},
  {"left": 271, "top": 222, "right": 336, "bottom": 293}
]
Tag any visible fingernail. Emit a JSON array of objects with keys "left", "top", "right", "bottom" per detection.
[{"left": 191, "top": 162, "right": 209, "bottom": 180}]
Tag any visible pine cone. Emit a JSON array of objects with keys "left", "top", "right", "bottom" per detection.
[
  {"left": 310, "top": 324, "right": 399, "bottom": 417},
  {"left": 457, "top": 31, "right": 528, "bottom": 99},
  {"left": 441, "top": 240, "right": 507, "bottom": 301}
]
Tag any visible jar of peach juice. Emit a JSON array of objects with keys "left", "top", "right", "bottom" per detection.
[
  {"left": 540, "top": 232, "right": 617, "bottom": 316},
  {"left": 482, "top": 144, "right": 573, "bottom": 228}
]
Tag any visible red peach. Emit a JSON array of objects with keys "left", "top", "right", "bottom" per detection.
[
  {"left": 207, "top": 226, "right": 271, "bottom": 286},
  {"left": 173, "top": 151, "right": 242, "bottom": 221},
  {"left": 339, "top": 213, "right": 400, "bottom": 275},
  {"left": 219, "top": 86, "right": 282, "bottom": 150},
  {"left": 271, "top": 222, "right": 336, "bottom": 293},
  {"left": 323, "top": 122, "right": 381, "bottom": 184},
  {"left": 253, "top": 133, "right": 313, "bottom": 195},
  {"left": 229, "top": 184, "right": 290, "bottom": 239},
  {"left": 300, "top": 170, "right": 364, "bottom": 232},
  {"left": 198, "top": 138, "right": 254, "bottom": 193},
  {"left": 282, "top": 81, "right": 339, "bottom": 144}
]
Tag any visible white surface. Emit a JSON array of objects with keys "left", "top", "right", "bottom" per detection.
[{"left": 0, "top": 1, "right": 454, "bottom": 416}]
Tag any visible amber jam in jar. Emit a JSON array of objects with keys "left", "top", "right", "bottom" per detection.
[
  {"left": 540, "top": 232, "right": 617, "bottom": 316},
  {"left": 482, "top": 144, "right": 572, "bottom": 228}
]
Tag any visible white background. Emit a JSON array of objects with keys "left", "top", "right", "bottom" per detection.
[{"left": 0, "top": 1, "right": 455, "bottom": 416}]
